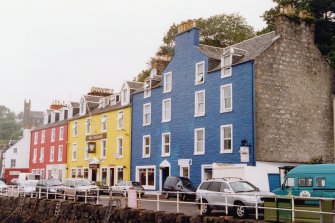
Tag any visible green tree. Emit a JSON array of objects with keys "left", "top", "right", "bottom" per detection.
[
  {"left": 136, "top": 13, "right": 255, "bottom": 82},
  {"left": 0, "top": 105, "right": 22, "bottom": 144},
  {"left": 259, "top": 0, "right": 335, "bottom": 68}
]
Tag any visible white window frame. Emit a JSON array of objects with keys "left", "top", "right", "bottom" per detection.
[
  {"left": 101, "top": 115, "right": 108, "bottom": 132},
  {"left": 72, "top": 144, "right": 77, "bottom": 161},
  {"left": 101, "top": 139, "right": 107, "bottom": 159},
  {"left": 221, "top": 54, "right": 232, "bottom": 78},
  {"left": 59, "top": 127, "right": 64, "bottom": 140},
  {"left": 51, "top": 128, "right": 56, "bottom": 142},
  {"left": 117, "top": 111, "right": 124, "bottom": 130},
  {"left": 195, "top": 61, "right": 205, "bottom": 85},
  {"left": 163, "top": 72, "right": 172, "bottom": 93},
  {"left": 33, "top": 148, "right": 37, "bottom": 163},
  {"left": 220, "top": 84, "right": 233, "bottom": 113},
  {"left": 34, "top": 132, "right": 38, "bottom": 145},
  {"left": 143, "top": 103, "right": 151, "bottom": 126},
  {"left": 85, "top": 118, "right": 91, "bottom": 135},
  {"left": 161, "top": 132, "right": 170, "bottom": 157},
  {"left": 144, "top": 80, "right": 151, "bottom": 98},
  {"left": 58, "top": 145, "right": 63, "bottom": 162},
  {"left": 220, "top": 124, "right": 233, "bottom": 153},
  {"left": 180, "top": 166, "right": 190, "bottom": 178},
  {"left": 10, "top": 159, "right": 16, "bottom": 168},
  {"left": 50, "top": 146, "right": 54, "bottom": 162},
  {"left": 116, "top": 137, "right": 123, "bottom": 158},
  {"left": 116, "top": 166, "right": 124, "bottom": 184},
  {"left": 142, "top": 135, "right": 151, "bottom": 158},
  {"left": 194, "top": 128, "right": 205, "bottom": 155},
  {"left": 41, "top": 130, "right": 45, "bottom": 143},
  {"left": 121, "top": 88, "right": 129, "bottom": 106},
  {"left": 162, "top": 98, "right": 171, "bottom": 123},
  {"left": 39, "top": 147, "right": 45, "bottom": 163},
  {"left": 194, "top": 90, "right": 205, "bottom": 117},
  {"left": 73, "top": 122, "right": 78, "bottom": 137},
  {"left": 135, "top": 165, "right": 156, "bottom": 190}
]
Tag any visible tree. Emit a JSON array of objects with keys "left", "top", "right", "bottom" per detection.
[
  {"left": 0, "top": 105, "right": 22, "bottom": 144},
  {"left": 135, "top": 13, "right": 255, "bottom": 82},
  {"left": 259, "top": 0, "right": 335, "bottom": 68}
]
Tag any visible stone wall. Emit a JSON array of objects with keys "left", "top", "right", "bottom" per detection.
[
  {"left": 254, "top": 15, "right": 335, "bottom": 163},
  {"left": 0, "top": 196, "right": 253, "bottom": 223}
]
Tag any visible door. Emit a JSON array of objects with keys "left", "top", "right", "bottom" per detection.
[
  {"left": 109, "top": 168, "right": 115, "bottom": 187},
  {"left": 91, "top": 169, "right": 97, "bottom": 182},
  {"left": 268, "top": 173, "right": 281, "bottom": 192},
  {"left": 162, "top": 167, "right": 169, "bottom": 188}
]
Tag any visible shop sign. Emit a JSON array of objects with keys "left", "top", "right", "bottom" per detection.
[
  {"left": 240, "top": 146, "right": 249, "bottom": 162},
  {"left": 87, "top": 142, "right": 96, "bottom": 153},
  {"left": 89, "top": 164, "right": 99, "bottom": 169},
  {"left": 86, "top": 133, "right": 106, "bottom": 141}
]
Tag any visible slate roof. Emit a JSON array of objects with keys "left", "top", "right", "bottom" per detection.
[
  {"left": 198, "top": 31, "right": 279, "bottom": 72},
  {"left": 32, "top": 119, "right": 68, "bottom": 131},
  {"left": 71, "top": 102, "right": 80, "bottom": 107},
  {"left": 127, "top": 81, "right": 144, "bottom": 90}
]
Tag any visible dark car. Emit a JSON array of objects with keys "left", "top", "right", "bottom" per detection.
[
  {"left": 163, "top": 176, "right": 196, "bottom": 201},
  {"left": 36, "top": 178, "right": 65, "bottom": 198}
]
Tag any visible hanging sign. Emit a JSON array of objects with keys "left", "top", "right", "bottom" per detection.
[{"left": 240, "top": 146, "right": 249, "bottom": 162}]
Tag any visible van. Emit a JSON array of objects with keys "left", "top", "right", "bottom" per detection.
[
  {"left": 18, "top": 173, "right": 40, "bottom": 185},
  {"left": 273, "top": 164, "right": 335, "bottom": 198},
  {"left": 163, "top": 176, "right": 196, "bottom": 201}
]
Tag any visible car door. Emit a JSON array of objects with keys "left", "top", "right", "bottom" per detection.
[
  {"left": 207, "top": 181, "right": 221, "bottom": 207},
  {"left": 220, "top": 182, "right": 234, "bottom": 207}
]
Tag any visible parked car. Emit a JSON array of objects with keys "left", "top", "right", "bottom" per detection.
[
  {"left": 19, "top": 180, "right": 38, "bottom": 196},
  {"left": 163, "top": 176, "right": 196, "bottom": 201},
  {"left": 63, "top": 178, "right": 98, "bottom": 201},
  {"left": 0, "top": 180, "right": 8, "bottom": 192},
  {"left": 196, "top": 178, "right": 273, "bottom": 218},
  {"left": 35, "top": 178, "right": 65, "bottom": 198},
  {"left": 8, "top": 178, "right": 19, "bottom": 186},
  {"left": 110, "top": 181, "right": 145, "bottom": 197}
]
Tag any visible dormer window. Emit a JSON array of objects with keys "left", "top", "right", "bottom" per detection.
[
  {"left": 121, "top": 88, "right": 129, "bottom": 106},
  {"left": 85, "top": 118, "right": 91, "bottom": 134},
  {"left": 43, "top": 112, "right": 48, "bottom": 125},
  {"left": 221, "top": 55, "right": 232, "bottom": 78},
  {"left": 51, "top": 113, "right": 56, "bottom": 123},
  {"left": 163, "top": 72, "right": 172, "bottom": 93},
  {"left": 144, "top": 80, "right": 151, "bottom": 98},
  {"left": 80, "top": 98, "right": 86, "bottom": 115},
  {"left": 195, "top": 61, "right": 205, "bottom": 85}
]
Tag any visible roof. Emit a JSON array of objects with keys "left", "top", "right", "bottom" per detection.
[
  {"left": 126, "top": 81, "right": 144, "bottom": 90},
  {"left": 288, "top": 164, "right": 335, "bottom": 175},
  {"left": 32, "top": 119, "right": 68, "bottom": 131},
  {"left": 84, "top": 95, "right": 101, "bottom": 103},
  {"left": 198, "top": 31, "right": 279, "bottom": 72},
  {"left": 70, "top": 102, "right": 80, "bottom": 107}
]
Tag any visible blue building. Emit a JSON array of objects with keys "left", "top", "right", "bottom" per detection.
[{"left": 130, "top": 20, "right": 273, "bottom": 191}]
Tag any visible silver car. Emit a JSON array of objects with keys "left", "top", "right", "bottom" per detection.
[
  {"left": 196, "top": 178, "right": 273, "bottom": 218},
  {"left": 110, "top": 181, "right": 145, "bottom": 197}
]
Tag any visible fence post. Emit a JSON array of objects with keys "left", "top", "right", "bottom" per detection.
[
  {"left": 291, "top": 196, "right": 295, "bottom": 222},
  {"left": 157, "top": 192, "right": 160, "bottom": 211},
  {"left": 46, "top": 187, "right": 49, "bottom": 199},
  {"left": 39, "top": 186, "right": 41, "bottom": 199},
  {"left": 138, "top": 190, "right": 141, "bottom": 209},
  {"left": 84, "top": 190, "right": 87, "bottom": 204},
  {"left": 255, "top": 195, "right": 259, "bottom": 220},
  {"left": 177, "top": 191, "right": 180, "bottom": 213},
  {"left": 96, "top": 189, "right": 99, "bottom": 204},
  {"left": 200, "top": 193, "right": 203, "bottom": 215},
  {"left": 225, "top": 192, "right": 228, "bottom": 215}
]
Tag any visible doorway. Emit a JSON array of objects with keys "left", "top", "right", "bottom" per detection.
[
  {"left": 91, "top": 169, "right": 97, "bottom": 182},
  {"left": 109, "top": 168, "right": 115, "bottom": 187}
]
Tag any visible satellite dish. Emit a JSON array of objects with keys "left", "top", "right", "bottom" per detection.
[{"left": 150, "top": 68, "right": 158, "bottom": 78}]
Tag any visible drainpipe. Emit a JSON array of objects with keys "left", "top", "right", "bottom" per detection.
[
  {"left": 252, "top": 60, "right": 256, "bottom": 166},
  {"left": 333, "top": 96, "right": 335, "bottom": 162}
]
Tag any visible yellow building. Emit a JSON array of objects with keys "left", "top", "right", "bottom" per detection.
[{"left": 67, "top": 83, "right": 142, "bottom": 187}]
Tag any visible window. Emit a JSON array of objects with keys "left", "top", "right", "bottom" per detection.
[
  {"left": 72, "top": 144, "right": 77, "bottom": 161},
  {"left": 121, "top": 88, "right": 128, "bottom": 105},
  {"left": 101, "top": 139, "right": 107, "bottom": 159},
  {"left": 195, "top": 61, "right": 205, "bottom": 84},
  {"left": 71, "top": 169, "right": 76, "bottom": 178},
  {"left": 316, "top": 177, "right": 326, "bottom": 187},
  {"left": 84, "top": 168, "right": 89, "bottom": 178},
  {"left": 59, "top": 127, "right": 64, "bottom": 140},
  {"left": 143, "top": 103, "right": 151, "bottom": 126},
  {"left": 162, "top": 132, "right": 170, "bottom": 157},
  {"left": 41, "top": 130, "right": 45, "bottom": 143},
  {"left": 180, "top": 166, "right": 189, "bottom": 178},
  {"left": 51, "top": 128, "right": 56, "bottom": 142},
  {"left": 101, "top": 168, "right": 107, "bottom": 186},
  {"left": 221, "top": 84, "right": 232, "bottom": 113},
  {"left": 142, "top": 135, "right": 151, "bottom": 158},
  {"left": 73, "top": 122, "right": 78, "bottom": 137},
  {"left": 162, "top": 99, "right": 171, "bottom": 122},
  {"left": 40, "top": 169, "right": 45, "bottom": 180},
  {"left": 39, "top": 148, "right": 45, "bottom": 163},
  {"left": 50, "top": 146, "right": 54, "bottom": 162},
  {"left": 208, "top": 181, "right": 221, "bottom": 192},
  {"left": 58, "top": 145, "right": 63, "bottom": 161},
  {"left": 85, "top": 119, "right": 91, "bottom": 134},
  {"left": 163, "top": 72, "right": 172, "bottom": 93},
  {"left": 85, "top": 143, "right": 89, "bottom": 160},
  {"left": 221, "top": 54, "right": 232, "bottom": 78},
  {"left": 33, "top": 148, "right": 37, "bottom": 163},
  {"left": 144, "top": 80, "right": 151, "bottom": 98},
  {"left": 220, "top": 182, "right": 230, "bottom": 192},
  {"left": 13, "top": 148, "right": 17, "bottom": 153},
  {"left": 117, "top": 111, "right": 124, "bottom": 130},
  {"left": 195, "top": 90, "right": 205, "bottom": 117},
  {"left": 194, "top": 128, "right": 205, "bottom": 155},
  {"left": 117, "top": 167, "right": 124, "bottom": 184},
  {"left": 34, "top": 132, "right": 38, "bottom": 145},
  {"left": 298, "top": 178, "right": 313, "bottom": 187},
  {"left": 137, "top": 167, "right": 155, "bottom": 189},
  {"left": 101, "top": 115, "right": 107, "bottom": 132},
  {"left": 200, "top": 182, "right": 211, "bottom": 190},
  {"left": 220, "top": 124, "right": 233, "bottom": 153},
  {"left": 10, "top": 159, "right": 16, "bottom": 168},
  {"left": 117, "top": 137, "right": 123, "bottom": 158},
  {"left": 285, "top": 178, "right": 295, "bottom": 187}
]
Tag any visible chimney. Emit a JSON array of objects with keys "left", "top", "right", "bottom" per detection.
[
  {"left": 88, "top": 86, "right": 113, "bottom": 96},
  {"left": 276, "top": 5, "right": 315, "bottom": 44},
  {"left": 175, "top": 19, "right": 200, "bottom": 54},
  {"left": 50, "top": 100, "right": 67, "bottom": 110}
]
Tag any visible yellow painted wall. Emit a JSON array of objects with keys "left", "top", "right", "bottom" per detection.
[{"left": 67, "top": 106, "right": 132, "bottom": 186}]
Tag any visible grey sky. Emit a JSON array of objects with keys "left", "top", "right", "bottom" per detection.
[{"left": 0, "top": 0, "right": 275, "bottom": 113}]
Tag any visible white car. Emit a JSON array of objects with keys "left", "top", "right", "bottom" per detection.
[
  {"left": 110, "top": 181, "right": 145, "bottom": 197},
  {"left": 64, "top": 178, "right": 99, "bottom": 200}
]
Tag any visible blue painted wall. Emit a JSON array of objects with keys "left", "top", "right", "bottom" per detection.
[{"left": 131, "top": 27, "right": 255, "bottom": 190}]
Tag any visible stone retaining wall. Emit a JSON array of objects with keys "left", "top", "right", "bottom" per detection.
[{"left": 0, "top": 197, "right": 255, "bottom": 223}]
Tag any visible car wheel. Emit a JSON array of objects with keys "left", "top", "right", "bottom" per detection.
[
  {"left": 200, "top": 199, "right": 211, "bottom": 215},
  {"left": 164, "top": 192, "right": 169, "bottom": 199},
  {"left": 234, "top": 202, "right": 248, "bottom": 219}
]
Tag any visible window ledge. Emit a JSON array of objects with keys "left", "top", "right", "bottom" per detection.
[
  {"left": 194, "top": 152, "right": 205, "bottom": 156},
  {"left": 220, "top": 150, "right": 233, "bottom": 154},
  {"left": 220, "top": 109, "right": 233, "bottom": 113}
]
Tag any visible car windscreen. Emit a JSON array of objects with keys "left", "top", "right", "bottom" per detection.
[
  {"left": 0, "top": 181, "right": 6, "bottom": 186},
  {"left": 180, "top": 178, "right": 194, "bottom": 189},
  {"left": 27, "top": 174, "right": 40, "bottom": 180},
  {"left": 75, "top": 179, "right": 92, "bottom": 186},
  {"left": 46, "top": 179, "right": 62, "bottom": 187},
  {"left": 229, "top": 181, "right": 258, "bottom": 193}
]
